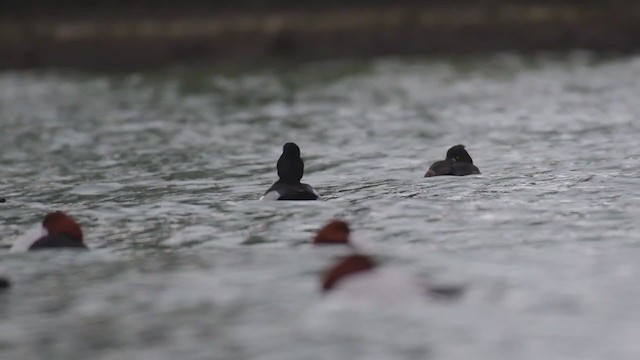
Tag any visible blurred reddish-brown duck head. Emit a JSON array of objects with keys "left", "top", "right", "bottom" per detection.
[{"left": 313, "top": 219, "right": 351, "bottom": 245}]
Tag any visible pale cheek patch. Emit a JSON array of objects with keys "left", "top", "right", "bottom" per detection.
[{"left": 10, "top": 225, "right": 48, "bottom": 253}]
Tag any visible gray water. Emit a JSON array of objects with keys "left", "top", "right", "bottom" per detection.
[{"left": 1, "top": 53, "right": 640, "bottom": 360}]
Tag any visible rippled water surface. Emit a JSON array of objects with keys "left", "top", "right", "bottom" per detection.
[{"left": 1, "top": 54, "right": 640, "bottom": 359}]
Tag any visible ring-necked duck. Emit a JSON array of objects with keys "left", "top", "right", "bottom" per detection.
[
  {"left": 261, "top": 142, "right": 320, "bottom": 200},
  {"left": 425, "top": 144, "right": 480, "bottom": 177}
]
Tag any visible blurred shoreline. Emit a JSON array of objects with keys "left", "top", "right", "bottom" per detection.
[{"left": 1, "top": 2, "right": 639, "bottom": 70}]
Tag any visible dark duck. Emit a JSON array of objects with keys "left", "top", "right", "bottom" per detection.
[
  {"left": 425, "top": 144, "right": 480, "bottom": 177},
  {"left": 261, "top": 142, "right": 320, "bottom": 200}
]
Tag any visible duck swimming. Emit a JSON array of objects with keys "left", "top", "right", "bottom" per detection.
[
  {"left": 425, "top": 144, "right": 480, "bottom": 177},
  {"left": 316, "top": 220, "right": 465, "bottom": 299},
  {"left": 320, "top": 252, "right": 464, "bottom": 299},
  {"left": 10, "top": 211, "right": 87, "bottom": 252},
  {"left": 261, "top": 142, "right": 320, "bottom": 200}
]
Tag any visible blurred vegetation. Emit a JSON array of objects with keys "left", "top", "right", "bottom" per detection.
[
  {"left": 1, "top": 0, "right": 634, "bottom": 16},
  {"left": 0, "top": 0, "right": 638, "bottom": 69}
]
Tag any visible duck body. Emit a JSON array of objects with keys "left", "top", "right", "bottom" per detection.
[
  {"left": 263, "top": 181, "right": 319, "bottom": 200},
  {"left": 29, "top": 233, "right": 87, "bottom": 250},
  {"left": 320, "top": 253, "right": 464, "bottom": 301},
  {"left": 425, "top": 159, "right": 480, "bottom": 177}
]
